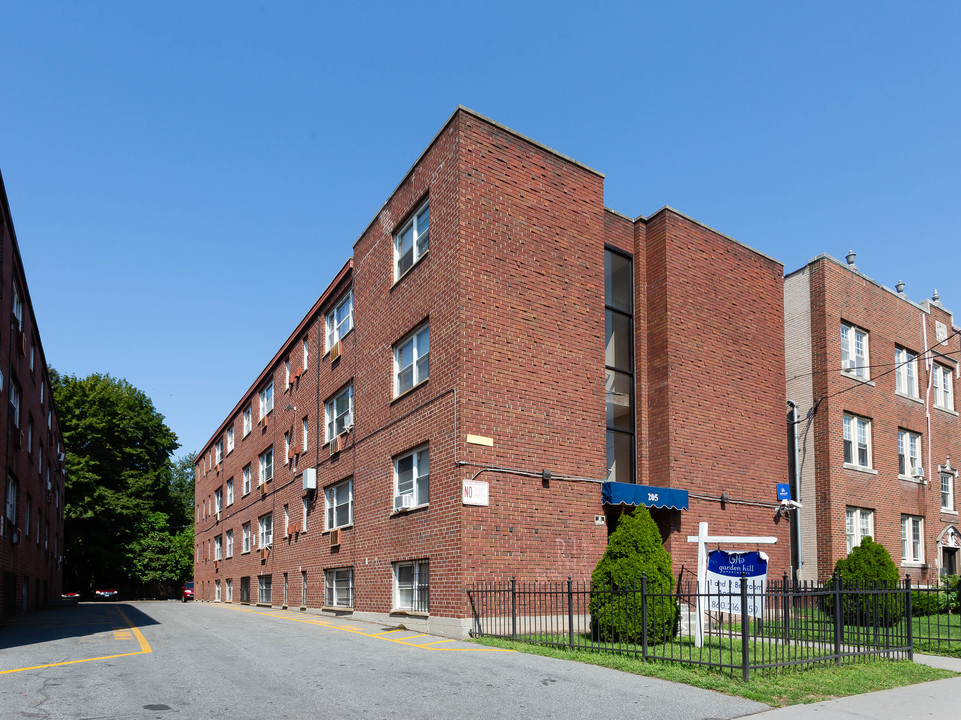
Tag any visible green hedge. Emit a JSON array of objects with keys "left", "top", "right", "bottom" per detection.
[{"left": 823, "top": 537, "right": 904, "bottom": 625}]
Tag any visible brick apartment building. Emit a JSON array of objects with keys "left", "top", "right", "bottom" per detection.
[
  {"left": 1, "top": 169, "right": 66, "bottom": 618},
  {"left": 194, "top": 108, "right": 791, "bottom": 637},
  {"left": 785, "top": 253, "right": 961, "bottom": 584}
]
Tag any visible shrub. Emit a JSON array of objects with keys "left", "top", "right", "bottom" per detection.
[
  {"left": 589, "top": 506, "right": 678, "bottom": 644},
  {"left": 939, "top": 575, "right": 960, "bottom": 613},
  {"left": 912, "top": 589, "right": 941, "bottom": 617},
  {"left": 824, "top": 537, "right": 904, "bottom": 625}
]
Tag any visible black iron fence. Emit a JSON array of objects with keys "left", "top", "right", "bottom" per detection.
[{"left": 467, "top": 574, "right": 961, "bottom": 680}]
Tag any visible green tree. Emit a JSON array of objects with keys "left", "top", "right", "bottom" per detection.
[
  {"left": 54, "top": 371, "right": 181, "bottom": 594},
  {"left": 825, "top": 536, "right": 904, "bottom": 625},
  {"left": 589, "top": 507, "right": 678, "bottom": 644}
]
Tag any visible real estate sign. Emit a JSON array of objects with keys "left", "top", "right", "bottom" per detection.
[{"left": 705, "top": 549, "right": 768, "bottom": 618}]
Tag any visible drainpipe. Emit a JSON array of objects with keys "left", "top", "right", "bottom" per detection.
[{"left": 787, "top": 401, "right": 802, "bottom": 579}]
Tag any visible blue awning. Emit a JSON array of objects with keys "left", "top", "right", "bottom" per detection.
[{"left": 601, "top": 482, "right": 689, "bottom": 510}]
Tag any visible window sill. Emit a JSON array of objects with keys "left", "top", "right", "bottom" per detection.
[
  {"left": 391, "top": 250, "right": 429, "bottom": 290},
  {"left": 841, "top": 371, "right": 874, "bottom": 386},
  {"left": 898, "top": 474, "right": 926, "bottom": 484},
  {"left": 391, "top": 503, "right": 428, "bottom": 517},
  {"left": 390, "top": 609, "right": 429, "bottom": 619},
  {"left": 934, "top": 405, "right": 959, "bottom": 417},
  {"left": 941, "top": 509, "right": 958, "bottom": 516},
  {"left": 843, "top": 463, "right": 878, "bottom": 475},
  {"left": 901, "top": 562, "right": 926, "bottom": 569},
  {"left": 325, "top": 525, "right": 353, "bottom": 533},
  {"left": 391, "top": 378, "right": 429, "bottom": 405},
  {"left": 895, "top": 392, "right": 924, "bottom": 405}
]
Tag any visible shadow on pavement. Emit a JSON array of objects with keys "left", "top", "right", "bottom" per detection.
[{"left": 0, "top": 602, "right": 160, "bottom": 650}]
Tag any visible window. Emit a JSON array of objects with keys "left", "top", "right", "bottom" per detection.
[
  {"left": 214, "top": 488, "right": 223, "bottom": 513},
  {"left": 214, "top": 535, "right": 223, "bottom": 561},
  {"left": 25, "top": 495, "right": 32, "bottom": 538},
  {"left": 226, "top": 478, "right": 234, "bottom": 506},
  {"left": 840, "top": 322, "right": 869, "bottom": 379},
  {"left": 301, "top": 571, "right": 307, "bottom": 607},
  {"left": 325, "top": 478, "right": 353, "bottom": 530},
  {"left": 243, "top": 406, "right": 252, "bottom": 436},
  {"left": 302, "top": 417, "right": 308, "bottom": 452},
  {"left": 394, "top": 199, "right": 429, "bottom": 280},
  {"left": 302, "top": 496, "right": 308, "bottom": 531},
  {"left": 285, "top": 360, "right": 291, "bottom": 387},
  {"left": 934, "top": 364, "right": 955, "bottom": 411},
  {"left": 605, "top": 249, "right": 634, "bottom": 484},
  {"left": 215, "top": 440, "right": 223, "bottom": 465},
  {"left": 898, "top": 429, "right": 923, "bottom": 478},
  {"left": 845, "top": 507, "right": 874, "bottom": 553},
  {"left": 258, "top": 513, "right": 273, "bottom": 548},
  {"left": 242, "top": 522, "right": 252, "bottom": 553},
  {"left": 325, "top": 384, "right": 354, "bottom": 442},
  {"left": 394, "top": 445, "right": 429, "bottom": 509},
  {"left": 394, "top": 325, "right": 429, "bottom": 396},
  {"left": 303, "top": 338, "right": 309, "bottom": 371},
  {"left": 284, "top": 432, "right": 291, "bottom": 465},
  {"left": 325, "top": 568, "right": 353, "bottom": 608},
  {"left": 29, "top": 344, "right": 35, "bottom": 373},
  {"left": 259, "top": 383, "right": 274, "bottom": 420},
  {"left": 942, "top": 472, "right": 955, "bottom": 512},
  {"left": 895, "top": 347, "right": 919, "bottom": 398},
  {"left": 393, "top": 560, "right": 429, "bottom": 613},
  {"left": 215, "top": 580, "right": 222, "bottom": 602},
  {"left": 9, "top": 380, "right": 21, "bottom": 428},
  {"left": 225, "top": 578, "right": 233, "bottom": 603},
  {"left": 5, "top": 476, "right": 18, "bottom": 533},
  {"left": 283, "top": 504, "right": 289, "bottom": 536},
  {"left": 225, "top": 529, "right": 234, "bottom": 558},
  {"left": 901, "top": 515, "right": 924, "bottom": 563},
  {"left": 240, "top": 577, "right": 251, "bottom": 603},
  {"left": 12, "top": 285, "right": 22, "bottom": 331},
  {"left": 242, "top": 465, "right": 252, "bottom": 495},
  {"left": 843, "top": 414, "right": 872, "bottom": 468},
  {"left": 326, "top": 289, "right": 354, "bottom": 351},
  {"left": 258, "top": 575, "right": 272, "bottom": 605},
  {"left": 259, "top": 448, "right": 273, "bottom": 485},
  {"left": 27, "top": 420, "right": 33, "bottom": 455},
  {"left": 227, "top": 427, "right": 234, "bottom": 454}
]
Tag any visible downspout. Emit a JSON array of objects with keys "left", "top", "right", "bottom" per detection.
[
  {"left": 922, "top": 314, "right": 935, "bottom": 571},
  {"left": 787, "top": 401, "right": 802, "bottom": 578}
]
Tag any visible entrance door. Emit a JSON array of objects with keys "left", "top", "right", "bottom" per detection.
[{"left": 942, "top": 547, "right": 958, "bottom": 576}]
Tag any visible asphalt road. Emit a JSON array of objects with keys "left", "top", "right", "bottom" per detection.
[{"left": 1, "top": 602, "right": 768, "bottom": 719}]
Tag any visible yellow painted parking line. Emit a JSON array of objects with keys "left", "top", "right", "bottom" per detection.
[
  {"left": 211, "top": 603, "right": 513, "bottom": 652},
  {"left": 0, "top": 607, "right": 151, "bottom": 676}
]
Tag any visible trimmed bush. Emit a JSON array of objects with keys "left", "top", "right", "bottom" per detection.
[
  {"left": 589, "top": 507, "right": 678, "bottom": 644},
  {"left": 824, "top": 537, "right": 904, "bottom": 625}
]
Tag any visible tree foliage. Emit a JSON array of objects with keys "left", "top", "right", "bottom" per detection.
[
  {"left": 53, "top": 371, "right": 192, "bottom": 595},
  {"left": 825, "top": 536, "right": 904, "bottom": 625},
  {"left": 589, "top": 507, "right": 678, "bottom": 644}
]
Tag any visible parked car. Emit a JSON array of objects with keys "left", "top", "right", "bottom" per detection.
[
  {"left": 60, "top": 591, "right": 80, "bottom": 599},
  {"left": 181, "top": 581, "right": 194, "bottom": 602},
  {"left": 94, "top": 589, "right": 119, "bottom": 601}
]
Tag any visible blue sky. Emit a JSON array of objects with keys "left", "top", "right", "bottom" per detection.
[{"left": 2, "top": 2, "right": 959, "bottom": 457}]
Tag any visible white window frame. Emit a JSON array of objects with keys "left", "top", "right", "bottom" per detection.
[
  {"left": 215, "top": 579, "right": 222, "bottom": 602},
  {"left": 393, "top": 445, "right": 429, "bottom": 509},
  {"left": 325, "top": 478, "right": 353, "bottom": 530},
  {"left": 326, "top": 289, "right": 354, "bottom": 352},
  {"left": 259, "top": 383, "right": 274, "bottom": 420},
  {"left": 214, "top": 488, "right": 223, "bottom": 513},
  {"left": 242, "top": 465, "right": 252, "bottom": 495},
  {"left": 325, "top": 384, "right": 354, "bottom": 442},
  {"left": 242, "top": 522, "right": 252, "bottom": 553},
  {"left": 9, "top": 381, "right": 21, "bottom": 429},
  {"left": 845, "top": 507, "right": 875, "bottom": 554},
  {"left": 393, "top": 560, "right": 429, "bottom": 613},
  {"left": 303, "top": 337, "right": 309, "bottom": 371},
  {"left": 898, "top": 429, "right": 923, "bottom": 479},
  {"left": 243, "top": 406, "right": 252, "bottom": 436},
  {"left": 258, "top": 575, "right": 272, "bottom": 605},
  {"left": 259, "top": 448, "right": 273, "bottom": 485},
  {"left": 226, "top": 478, "right": 234, "bottom": 506},
  {"left": 5, "top": 476, "right": 17, "bottom": 530},
  {"left": 302, "top": 496, "right": 308, "bottom": 531},
  {"left": 285, "top": 360, "right": 291, "bottom": 387},
  {"left": 393, "top": 199, "right": 430, "bottom": 281},
  {"left": 843, "top": 413, "right": 872, "bottom": 469},
  {"left": 227, "top": 427, "right": 234, "bottom": 454},
  {"left": 12, "top": 285, "right": 23, "bottom": 331},
  {"left": 934, "top": 364, "right": 955, "bottom": 411},
  {"left": 941, "top": 469, "right": 956, "bottom": 512},
  {"left": 225, "top": 578, "right": 233, "bottom": 603},
  {"left": 283, "top": 504, "right": 289, "bottom": 536},
  {"left": 901, "top": 515, "right": 924, "bottom": 564},
  {"left": 284, "top": 431, "right": 291, "bottom": 465},
  {"left": 225, "top": 529, "right": 234, "bottom": 558},
  {"left": 214, "top": 535, "right": 223, "bottom": 561},
  {"left": 393, "top": 324, "right": 429, "bottom": 397},
  {"left": 215, "top": 441, "right": 223, "bottom": 465},
  {"left": 325, "top": 567, "right": 353, "bottom": 608},
  {"left": 258, "top": 513, "right": 273, "bottom": 548},
  {"left": 895, "top": 347, "right": 919, "bottom": 398},
  {"left": 840, "top": 322, "right": 869, "bottom": 380},
  {"left": 302, "top": 417, "right": 308, "bottom": 453}
]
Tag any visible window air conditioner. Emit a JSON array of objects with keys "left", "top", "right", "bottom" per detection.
[
  {"left": 343, "top": 413, "right": 353, "bottom": 432},
  {"left": 913, "top": 467, "right": 925, "bottom": 479},
  {"left": 842, "top": 359, "right": 857, "bottom": 371},
  {"left": 216, "top": 512, "right": 221, "bottom": 522},
  {"left": 330, "top": 528, "right": 341, "bottom": 546},
  {"left": 330, "top": 340, "right": 341, "bottom": 362},
  {"left": 394, "top": 493, "right": 415, "bottom": 512},
  {"left": 302, "top": 468, "right": 317, "bottom": 491}
]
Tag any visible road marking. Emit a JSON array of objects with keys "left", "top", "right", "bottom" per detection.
[
  {"left": 215, "top": 603, "right": 513, "bottom": 652},
  {"left": 0, "top": 607, "right": 151, "bottom": 676}
]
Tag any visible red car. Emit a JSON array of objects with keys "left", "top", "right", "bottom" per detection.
[
  {"left": 181, "top": 582, "right": 194, "bottom": 602},
  {"left": 94, "top": 589, "right": 118, "bottom": 601}
]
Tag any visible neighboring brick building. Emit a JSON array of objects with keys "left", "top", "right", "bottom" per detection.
[
  {"left": 785, "top": 253, "right": 961, "bottom": 584},
  {"left": 194, "top": 108, "right": 791, "bottom": 637},
  {"left": 1, "top": 169, "right": 66, "bottom": 618}
]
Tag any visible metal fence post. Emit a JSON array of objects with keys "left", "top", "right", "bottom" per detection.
[
  {"left": 740, "top": 571, "right": 750, "bottom": 682},
  {"left": 783, "top": 571, "right": 790, "bottom": 644},
  {"left": 511, "top": 577, "right": 517, "bottom": 642},
  {"left": 567, "top": 577, "right": 575, "bottom": 651},
  {"left": 905, "top": 575, "right": 913, "bottom": 662},
  {"left": 640, "top": 573, "right": 649, "bottom": 662},
  {"left": 833, "top": 573, "right": 843, "bottom": 666}
]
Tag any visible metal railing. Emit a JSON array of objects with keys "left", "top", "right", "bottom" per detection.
[{"left": 467, "top": 574, "right": 961, "bottom": 679}]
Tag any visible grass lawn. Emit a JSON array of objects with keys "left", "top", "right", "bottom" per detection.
[{"left": 471, "top": 636, "right": 956, "bottom": 707}]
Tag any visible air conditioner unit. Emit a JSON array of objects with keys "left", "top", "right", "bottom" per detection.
[
  {"left": 214, "top": 560, "right": 220, "bottom": 569},
  {"left": 20, "top": 334, "right": 27, "bottom": 356},
  {"left": 842, "top": 359, "right": 857, "bottom": 371},
  {"left": 394, "top": 493, "right": 415, "bottom": 512},
  {"left": 330, "top": 436, "right": 341, "bottom": 456},
  {"left": 913, "top": 467, "right": 925, "bottom": 479},
  {"left": 11, "top": 530, "right": 20, "bottom": 545},
  {"left": 216, "top": 512, "right": 222, "bottom": 522},
  {"left": 330, "top": 528, "right": 341, "bottom": 546},
  {"left": 261, "top": 547, "right": 269, "bottom": 560},
  {"left": 58, "top": 452, "right": 66, "bottom": 462},
  {"left": 302, "top": 468, "right": 317, "bottom": 491},
  {"left": 330, "top": 340, "right": 341, "bottom": 362},
  {"left": 260, "top": 483, "right": 268, "bottom": 495},
  {"left": 343, "top": 413, "right": 353, "bottom": 432},
  {"left": 46, "top": 479, "right": 52, "bottom": 491}
]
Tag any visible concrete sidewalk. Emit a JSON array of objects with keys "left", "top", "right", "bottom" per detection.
[{"left": 744, "top": 654, "right": 961, "bottom": 719}]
